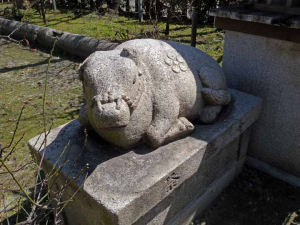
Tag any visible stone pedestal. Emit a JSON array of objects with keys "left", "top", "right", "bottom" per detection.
[
  {"left": 210, "top": 5, "right": 300, "bottom": 181},
  {"left": 29, "top": 89, "right": 261, "bottom": 225}
]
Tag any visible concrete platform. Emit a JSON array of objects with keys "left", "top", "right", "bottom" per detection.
[{"left": 28, "top": 89, "right": 261, "bottom": 225}]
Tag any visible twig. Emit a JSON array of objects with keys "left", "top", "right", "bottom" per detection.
[
  {"left": 0, "top": 196, "right": 15, "bottom": 214},
  {"left": 2, "top": 133, "right": 25, "bottom": 162},
  {"left": 0, "top": 160, "right": 33, "bottom": 175},
  {"left": 19, "top": 204, "right": 30, "bottom": 217},
  {"left": 3, "top": 196, "right": 10, "bottom": 225},
  {"left": 0, "top": 154, "right": 31, "bottom": 186},
  {"left": 0, "top": 159, "right": 46, "bottom": 209},
  {"left": 33, "top": 38, "right": 58, "bottom": 202},
  {"left": 0, "top": 105, "right": 26, "bottom": 159},
  {"left": 16, "top": 197, "right": 21, "bottom": 224},
  {"left": 66, "top": 129, "right": 88, "bottom": 179}
]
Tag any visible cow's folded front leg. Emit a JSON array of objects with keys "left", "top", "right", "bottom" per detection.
[
  {"left": 145, "top": 95, "right": 180, "bottom": 149},
  {"left": 145, "top": 91, "right": 195, "bottom": 148}
]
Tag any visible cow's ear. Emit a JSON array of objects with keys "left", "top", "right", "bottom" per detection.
[
  {"left": 120, "top": 47, "right": 139, "bottom": 66},
  {"left": 78, "top": 64, "right": 84, "bottom": 81},
  {"left": 78, "top": 58, "right": 89, "bottom": 81}
]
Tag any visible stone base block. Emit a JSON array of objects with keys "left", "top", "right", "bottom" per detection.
[{"left": 28, "top": 89, "right": 261, "bottom": 225}]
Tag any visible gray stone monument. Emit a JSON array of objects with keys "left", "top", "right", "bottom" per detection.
[
  {"left": 78, "top": 39, "right": 231, "bottom": 149},
  {"left": 29, "top": 39, "right": 262, "bottom": 225},
  {"left": 210, "top": 2, "right": 300, "bottom": 186}
]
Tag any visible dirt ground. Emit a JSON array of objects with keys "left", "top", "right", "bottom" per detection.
[{"left": 194, "top": 165, "right": 300, "bottom": 225}]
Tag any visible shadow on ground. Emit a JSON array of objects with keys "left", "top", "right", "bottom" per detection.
[{"left": 195, "top": 165, "right": 300, "bottom": 225}]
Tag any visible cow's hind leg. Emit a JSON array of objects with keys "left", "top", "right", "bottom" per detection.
[
  {"left": 162, "top": 117, "right": 194, "bottom": 145},
  {"left": 198, "top": 105, "right": 222, "bottom": 124}
]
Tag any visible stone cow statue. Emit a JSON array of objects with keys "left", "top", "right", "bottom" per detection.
[{"left": 78, "top": 39, "right": 231, "bottom": 149}]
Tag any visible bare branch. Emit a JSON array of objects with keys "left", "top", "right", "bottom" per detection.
[
  {"left": 0, "top": 105, "right": 26, "bottom": 159},
  {"left": 33, "top": 38, "right": 58, "bottom": 204},
  {"left": 0, "top": 160, "right": 33, "bottom": 175},
  {"left": 0, "top": 159, "right": 47, "bottom": 209},
  {"left": 2, "top": 133, "right": 26, "bottom": 162},
  {"left": 3, "top": 196, "right": 11, "bottom": 225}
]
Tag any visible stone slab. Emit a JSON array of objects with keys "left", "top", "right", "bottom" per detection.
[
  {"left": 29, "top": 89, "right": 261, "bottom": 225},
  {"left": 168, "top": 162, "right": 238, "bottom": 225},
  {"left": 209, "top": 5, "right": 300, "bottom": 28}
]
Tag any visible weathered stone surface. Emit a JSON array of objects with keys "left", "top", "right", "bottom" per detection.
[
  {"left": 237, "top": 127, "right": 251, "bottom": 160},
  {"left": 78, "top": 39, "right": 231, "bottom": 149},
  {"left": 223, "top": 30, "right": 300, "bottom": 177},
  {"left": 209, "top": 5, "right": 300, "bottom": 29},
  {"left": 170, "top": 162, "right": 238, "bottom": 225},
  {"left": 29, "top": 89, "right": 262, "bottom": 225}
]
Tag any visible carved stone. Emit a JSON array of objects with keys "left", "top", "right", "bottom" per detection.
[
  {"left": 78, "top": 39, "right": 231, "bottom": 149},
  {"left": 28, "top": 89, "right": 262, "bottom": 225}
]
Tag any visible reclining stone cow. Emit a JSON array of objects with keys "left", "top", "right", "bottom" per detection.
[{"left": 78, "top": 39, "right": 231, "bottom": 149}]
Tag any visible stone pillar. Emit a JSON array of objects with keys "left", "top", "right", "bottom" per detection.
[{"left": 210, "top": 5, "right": 300, "bottom": 181}]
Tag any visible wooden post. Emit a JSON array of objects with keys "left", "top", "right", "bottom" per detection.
[
  {"left": 126, "top": 0, "right": 130, "bottom": 12},
  {"left": 165, "top": 8, "right": 171, "bottom": 36},
  {"left": 53, "top": 0, "right": 57, "bottom": 11},
  {"left": 191, "top": 8, "right": 198, "bottom": 47},
  {"left": 138, "top": 0, "right": 143, "bottom": 22}
]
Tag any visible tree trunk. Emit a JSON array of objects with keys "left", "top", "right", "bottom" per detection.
[
  {"left": 107, "top": 0, "right": 121, "bottom": 12},
  {"left": 126, "top": 0, "right": 130, "bottom": 12},
  {"left": 40, "top": 0, "right": 47, "bottom": 25},
  {"left": 53, "top": 0, "right": 57, "bottom": 11},
  {"left": 138, "top": 0, "right": 143, "bottom": 22},
  {"left": 154, "top": 0, "right": 157, "bottom": 21},
  {"left": 135, "top": 0, "right": 138, "bottom": 12},
  {"left": 145, "top": 0, "right": 152, "bottom": 20},
  {"left": 90, "top": 0, "right": 94, "bottom": 9},
  {"left": 191, "top": 8, "right": 198, "bottom": 47},
  {"left": 165, "top": 8, "right": 170, "bottom": 36},
  {"left": 81, "top": 0, "right": 85, "bottom": 9}
]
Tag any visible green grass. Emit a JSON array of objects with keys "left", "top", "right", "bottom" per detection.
[
  {"left": 1, "top": 3, "right": 224, "bottom": 61},
  {"left": 0, "top": 42, "right": 82, "bottom": 149},
  {"left": 0, "top": 3, "right": 224, "bottom": 148},
  {"left": 0, "top": 39, "right": 83, "bottom": 220},
  {"left": 0, "top": 4, "right": 224, "bottom": 221},
  {"left": 28, "top": 9, "right": 224, "bottom": 60},
  {"left": 0, "top": 3, "right": 10, "bottom": 10}
]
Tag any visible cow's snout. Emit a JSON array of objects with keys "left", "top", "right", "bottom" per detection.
[{"left": 92, "top": 94, "right": 130, "bottom": 130}]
